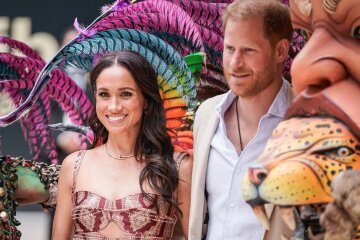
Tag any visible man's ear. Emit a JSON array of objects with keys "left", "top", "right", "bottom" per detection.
[{"left": 275, "top": 39, "right": 290, "bottom": 63}]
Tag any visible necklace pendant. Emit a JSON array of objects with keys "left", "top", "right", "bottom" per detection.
[
  {"left": 235, "top": 96, "right": 244, "bottom": 151},
  {"left": 105, "top": 143, "right": 134, "bottom": 160}
]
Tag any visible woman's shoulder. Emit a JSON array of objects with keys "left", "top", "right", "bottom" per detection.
[
  {"left": 173, "top": 151, "right": 193, "bottom": 175},
  {"left": 64, "top": 147, "right": 101, "bottom": 164},
  {"left": 62, "top": 149, "right": 95, "bottom": 171},
  {"left": 62, "top": 150, "right": 81, "bottom": 165}
]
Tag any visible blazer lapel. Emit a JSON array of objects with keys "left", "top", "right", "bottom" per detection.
[
  {"left": 196, "top": 112, "right": 219, "bottom": 180},
  {"left": 189, "top": 105, "right": 220, "bottom": 239}
]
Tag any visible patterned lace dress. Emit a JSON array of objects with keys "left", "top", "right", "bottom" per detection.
[{"left": 71, "top": 151, "right": 186, "bottom": 240}]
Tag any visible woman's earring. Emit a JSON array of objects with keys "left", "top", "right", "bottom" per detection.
[{"left": 144, "top": 101, "right": 148, "bottom": 114}]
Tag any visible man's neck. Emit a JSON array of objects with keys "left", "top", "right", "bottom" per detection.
[{"left": 237, "top": 78, "right": 283, "bottom": 126}]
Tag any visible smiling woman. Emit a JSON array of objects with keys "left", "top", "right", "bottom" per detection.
[
  {"left": 94, "top": 64, "right": 145, "bottom": 141},
  {"left": 52, "top": 51, "right": 192, "bottom": 240}
]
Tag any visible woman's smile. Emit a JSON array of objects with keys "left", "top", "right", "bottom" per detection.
[{"left": 106, "top": 114, "right": 127, "bottom": 122}]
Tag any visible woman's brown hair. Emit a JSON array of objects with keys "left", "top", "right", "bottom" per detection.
[{"left": 88, "top": 51, "right": 180, "bottom": 213}]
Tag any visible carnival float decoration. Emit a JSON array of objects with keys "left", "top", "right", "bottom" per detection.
[
  {"left": 243, "top": 0, "right": 360, "bottom": 239},
  {"left": 0, "top": 0, "right": 303, "bottom": 238}
]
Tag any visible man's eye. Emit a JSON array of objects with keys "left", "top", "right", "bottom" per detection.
[
  {"left": 244, "top": 48, "right": 254, "bottom": 52},
  {"left": 352, "top": 26, "right": 360, "bottom": 40}
]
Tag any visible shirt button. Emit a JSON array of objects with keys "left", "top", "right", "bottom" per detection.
[
  {"left": 236, "top": 169, "right": 241, "bottom": 173},
  {"left": 230, "top": 203, "right": 235, "bottom": 208}
]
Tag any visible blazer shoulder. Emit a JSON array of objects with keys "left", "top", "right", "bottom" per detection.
[
  {"left": 196, "top": 94, "right": 225, "bottom": 117},
  {"left": 193, "top": 94, "right": 224, "bottom": 137}
]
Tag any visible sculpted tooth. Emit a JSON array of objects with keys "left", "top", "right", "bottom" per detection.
[
  {"left": 252, "top": 205, "right": 270, "bottom": 230},
  {"left": 279, "top": 207, "right": 296, "bottom": 231}
]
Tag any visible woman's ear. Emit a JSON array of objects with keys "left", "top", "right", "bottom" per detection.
[
  {"left": 144, "top": 100, "right": 148, "bottom": 113},
  {"left": 275, "top": 39, "right": 290, "bottom": 63}
]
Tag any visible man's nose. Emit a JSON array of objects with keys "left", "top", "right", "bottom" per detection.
[
  {"left": 291, "top": 28, "right": 347, "bottom": 95},
  {"left": 229, "top": 51, "right": 245, "bottom": 69}
]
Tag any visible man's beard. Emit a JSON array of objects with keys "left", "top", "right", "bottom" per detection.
[{"left": 235, "top": 64, "right": 277, "bottom": 98}]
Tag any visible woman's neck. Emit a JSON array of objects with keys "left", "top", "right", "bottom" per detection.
[{"left": 106, "top": 133, "right": 137, "bottom": 156}]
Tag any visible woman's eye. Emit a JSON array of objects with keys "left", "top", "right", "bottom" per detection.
[
  {"left": 98, "top": 92, "right": 109, "bottom": 97},
  {"left": 352, "top": 26, "right": 360, "bottom": 39},
  {"left": 121, "top": 91, "right": 132, "bottom": 97}
]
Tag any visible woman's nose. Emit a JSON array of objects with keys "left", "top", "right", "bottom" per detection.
[
  {"left": 291, "top": 28, "right": 347, "bottom": 95},
  {"left": 109, "top": 97, "right": 122, "bottom": 112}
]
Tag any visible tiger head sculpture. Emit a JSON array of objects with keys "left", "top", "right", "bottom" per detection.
[{"left": 243, "top": 0, "right": 360, "bottom": 239}]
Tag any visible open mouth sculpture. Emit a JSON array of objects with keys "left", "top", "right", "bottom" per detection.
[
  {"left": 243, "top": 90, "right": 360, "bottom": 240},
  {"left": 243, "top": 0, "right": 360, "bottom": 239}
]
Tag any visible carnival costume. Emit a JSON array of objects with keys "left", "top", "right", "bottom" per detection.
[{"left": 0, "top": 0, "right": 304, "bottom": 239}]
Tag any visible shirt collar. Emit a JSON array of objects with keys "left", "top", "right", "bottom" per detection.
[
  {"left": 216, "top": 78, "right": 291, "bottom": 119},
  {"left": 267, "top": 79, "right": 291, "bottom": 118}
]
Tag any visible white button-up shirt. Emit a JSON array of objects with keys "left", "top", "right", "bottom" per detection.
[{"left": 205, "top": 80, "right": 291, "bottom": 240}]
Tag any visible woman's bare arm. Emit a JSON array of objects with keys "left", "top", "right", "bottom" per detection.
[
  {"left": 177, "top": 153, "right": 193, "bottom": 240},
  {"left": 52, "top": 152, "right": 78, "bottom": 239}
]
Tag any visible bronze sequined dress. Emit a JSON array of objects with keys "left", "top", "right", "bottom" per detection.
[{"left": 71, "top": 151, "right": 179, "bottom": 240}]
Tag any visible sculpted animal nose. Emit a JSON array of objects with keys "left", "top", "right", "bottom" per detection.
[{"left": 248, "top": 167, "right": 268, "bottom": 185}]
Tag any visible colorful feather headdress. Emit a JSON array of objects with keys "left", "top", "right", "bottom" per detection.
[
  {"left": 0, "top": 0, "right": 305, "bottom": 164},
  {"left": 0, "top": 36, "right": 93, "bottom": 164}
]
